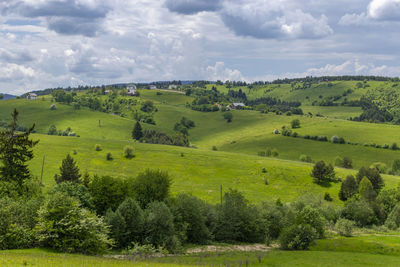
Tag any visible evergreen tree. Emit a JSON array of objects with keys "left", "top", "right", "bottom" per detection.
[
  {"left": 356, "top": 166, "right": 384, "bottom": 192},
  {"left": 0, "top": 109, "right": 38, "bottom": 187},
  {"left": 55, "top": 154, "right": 81, "bottom": 184},
  {"left": 339, "top": 175, "right": 358, "bottom": 201},
  {"left": 359, "top": 177, "right": 377, "bottom": 201},
  {"left": 132, "top": 121, "right": 143, "bottom": 140}
]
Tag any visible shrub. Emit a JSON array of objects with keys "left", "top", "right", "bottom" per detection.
[
  {"left": 370, "top": 162, "right": 387, "bottom": 174},
  {"left": 324, "top": 193, "right": 333, "bottom": 202},
  {"left": 273, "top": 129, "right": 280, "bottom": 134},
  {"left": 335, "top": 218, "right": 355, "bottom": 237},
  {"left": 392, "top": 159, "right": 400, "bottom": 174},
  {"left": 342, "top": 157, "right": 353, "bottom": 169},
  {"left": 48, "top": 125, "right": 57, "bottom": 135},
  {"left": 124, "top": 146, "right": 135, "bottom": 158},
  {"left": 391, "top": 142, "right": 398, "bottom": 150},
  {"left": 356, "top": 166, "right": 384, "bottom": 192},
  {"left": 291, "top": 119, "right": 300, "bottom": 128},
  {"left": 271, "top": 148, "right": 279, "bottom": 157},
  {"left": 36, "top": 192, "right": 112, "bottom": 254},
  {"left": 296, "top": 206, "right": 325, "bottom": 238},
  {"left": 223, "top": 112, "right": 233, "bottom": 122},
  {"left": 212, "top": 146, "right": 218, "bottom": 151},
  {"left": 334, "top": 156, "right": 343, "bottom": 167},
  {"left": 50, "top": 104, "right": 56, "bottom": 110},
  {"left": 94, "top": 144, "right": 102, "bottom": 151},
  {"left": 359, "top": 177, "right": 377, "bottom": 201},
  {"left": 331, "top": 136, "right": 345, "bottom": 144},
  {"left": 299, "top": 154, "right": 312, "bottom": 163},
  {"left": 385, "top": 203, "right": 400, "bottom": 230},
  {"left": 341, "top": 199, "right": 377, "bottom": 226},
  {"left": 106, "top": 152, "right": 113, "bottom": 161},
  {"left": 133, "top": 169, "right": 171, "bottom": 208},
  {"left": 279, "top": 224, "right": 317, "bottom": 250},
  {"left": 266, "top": 148, "right": 272, "bottom": 157},
  {"left": 49, "top": 182, "right": 94, "bottom": 210}
]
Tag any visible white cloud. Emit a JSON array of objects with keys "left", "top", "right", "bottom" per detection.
[
  {"left": 340, "top": 0, "right": 400, "bottom": 25},
  {"left": 206, "top": 62, "right": 244, "bottom": 81},
  {"left": 220, "top": 0, "right": 333, "bottom": 39}
]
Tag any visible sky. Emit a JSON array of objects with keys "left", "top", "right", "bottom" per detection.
[{"left": 1, "top": 0, "right": 400, "bottom": 95}]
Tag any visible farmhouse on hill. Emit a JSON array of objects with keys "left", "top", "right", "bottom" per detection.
[
  {"left": 169, "top": 84, "right": 178, "bottom": 89},
  {"left": 232, "top": 103, "right": 245, "bottom": 109},
  {"left": 149, "top": 85, "right": 157, "bottom": 90},
  {"left": 27, "top": 93, "right": 37, "bottom": 100},
  {"left": 127, "top": 85, "right": 137, "bottom": 96}
]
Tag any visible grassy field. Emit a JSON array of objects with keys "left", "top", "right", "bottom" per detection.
[{"left": 3, "top": 248, "right": 400, "bottom": 266}]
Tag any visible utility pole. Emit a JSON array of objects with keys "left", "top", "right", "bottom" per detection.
[{"left": 40, "top": 155, "right": 45, "bottom": 184}]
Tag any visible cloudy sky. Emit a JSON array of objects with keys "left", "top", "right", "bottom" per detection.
[{"left": 1, "top": 0, "right": 400, "bottom": 94}]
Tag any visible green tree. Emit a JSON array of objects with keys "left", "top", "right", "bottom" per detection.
[
  {"left": 54, "top": 154, "right": 81, "bottom": 184},
  {"left": 170, "top": 193, "right": 211, "bottom": 244},
  {"left": 359, "top": 177, "right": 377, "bottom": 201},
  {"left": 145, "top": 201, "right": 179, "bottom": 252},
  {"left": 133, "top": 169, "right": 171, "bottom": 208},
  {"left": 356, "top": 166, "right": 384, "bottom": 192},
  {"left": 132, "top": 121, "right": 143, "bottom": 140},
  {"left": 0, "top": 109, "right": 38, "bottom": 188},
  {"left": 296, "top": 206, "right": 325, "bottom": 238},
  {"left": 279, "top": 223, "right": 317, "bottom": 250},
  {"left": 392, "top": 159, "right": 400, "bottom": 174},
  {"left": 88, "top": 175, "right": 128, "bottom": 215},
  {"left": 311, "top": 161, "right": 335, "bottom": 184},
  {"left": 0, "top": 94, "right": 3, "bottom": 100},
  {"left": 105, "top": 198, "right": 144, "bottom": 248},
  {"left": 36, "top": 192, "right": 112, "bottom": 254},
  {"left": 339, "top": 175, "right": 358, "bottom": 201},
  {"left": 291, "top": 119, "right": 300, "bottom": 128},
  {"left": 385, "top": 203, "right": 400, "bottom": 230},
  {"left": 223, "top": 112, "right": 233, "bottom": 122}
]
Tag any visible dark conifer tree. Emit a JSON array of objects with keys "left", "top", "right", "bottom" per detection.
[
  {"left": 55, "top": 154, "right": 81, "bottom": 184},
  {"left": 132, "top": 121, "right": 143, "bottom": 140},
  {"left": 0, "top": 109, "right": 38, "bottom": 186}
]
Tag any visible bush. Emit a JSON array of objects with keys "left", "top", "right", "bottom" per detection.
[
  {"left": 223, "top": 112, "right": 233, "bottom": 123},
  {"left": 94, "top": 144, "right": 102, "bottom": 151},
  {"left": 212, "top": 146, "right": 218, "bottom": 151},
  {"left": 36, "top": 192, "right": 112, "bottom": 254},
  {"left": 106, "top": 152, "right": 113, "bottom": 161},
  {"left": 341, "top": 199, "right": 377, "bottom": 226},
  {"left": 299, "top": 154, "right": 312, "bottom": 163},
  {"left": 271, "top": 148, "right": 279, "bottom": 157},
  {"left": 385, "top": 203, "right": 400, "bottom": 230},
  {"left": 331, "top": 136, "right": 345, "bottom": 144},
  {"left": 124, "top": 146, "right": 135, "bottom": 158},
  {"left": 133, "top": 169, "right": 171, "bottom": 208},
  {"left": 324, "top": 193, "right": 333, "bottom": 202},
  {"left": 392, "top": 159, "right": 400, "bottom": 174},
  {"left": 334, "top": 156, "right": 343, "bottom": 167},
  {"left": 335, "top": 218, "right": 355, "bottom": 237},
  {"left": 296, "top": 206, "right": 325, "bottom": 238},
  {"left": 0, "top": 196, "right": 42, "bottom": 249},
  {"left": 342, "top": 157, "right": 353, "bottom": 169},
  {"left": 279, "top": 224, "right": 317, "bottom": 250},
  {"left": 50, "top": 104, "right": 56, "bottom": 110},
  {"left": 391, "top": 142, "right": 398, "bottom": 150},
  {"left": 49, "top": 182, "right": 94, "bottom": 210},
  {"left": 291, "top": 119, "right": 300, "bottom": 128},
  {"left": 370, "top": 162, "right": 387, "bottom": 174},
  {"left": 48, "top": 125, "right": 57, "bottom": 135}
]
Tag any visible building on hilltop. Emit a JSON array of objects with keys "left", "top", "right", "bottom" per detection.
[
  {"left": 27, "top": 93, "right": 37, "bottom": 100},
  {"left": 169, "top": 84, "right": 178, "bottom": 89},
  {"left": 232, "top": 103, "right": 245, "bottom": 109},
  {"left": 149, "top": 85, "right": 157, "bottom": 90},
  {"left": 127, "top": 85, "right": 137, "bottom": 96}
]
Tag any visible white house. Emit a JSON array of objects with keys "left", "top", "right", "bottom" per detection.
[
  {"left": 27, "top": 93, "right": 37, "bottom": 100},
  {"left": 149, "top": 85, "right": 157, "bottom": 90},
  {"left": 169, "top": 84, "right": 178, "bottom": 89},
  {"left": 127, "top": 85, "right": 137, "bottom": 96},
  {"left": 232, "top": 103, "right": 245, "bottom": 109}
]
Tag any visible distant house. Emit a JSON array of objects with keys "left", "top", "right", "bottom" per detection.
[
  {"left": 104, "top": 90, "right": 111, "bottom": 95},
  {"left": 127, "top": 85, "right": 137, "bottom": 96},
  {"left": 169, "top": 84, "right": 178, "bottom": 89},
  {"left": 27, "top": 93, "right": 37, "bottom": 100},
  {"left": 149, "top": 85, "right": 157, "bottom": 90},
  {"left": 232, "top": 103, "right": 245, "bottom": 109}
]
